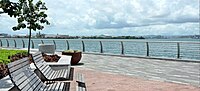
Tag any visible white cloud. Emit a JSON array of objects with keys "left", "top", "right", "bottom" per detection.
[{"left": 0, "top": 0, "right": 198, "bottom": 35}]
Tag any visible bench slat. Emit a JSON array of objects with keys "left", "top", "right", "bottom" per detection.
[
  {"left": 8, "top": 58, "right": 29, "bottom": 73},
  {"left": 53, "top": 82, "right": 60, "bottom": 90},
  {"left": 60, "top": 70, "right": 65, "bottom": 78},
  {"left": 34, "top": 54, "right": 44, "bottom": 63},
  {"left": 43, "top": 67, "right": 53, "bottom": 78},
  {"left": 76, "top": 73, "right": 87, "bottom": 91},
  {"left": 32, "top": 52, "right": 41, "bottom": 58},
  {"left": 9, "top": 62, "right": 29, "bottom": 74},
  {"left": 63, "top": 70, "right": 68, "bottom": 79},
  {"left": 21, "top": 72, "right": 36, "bottom": 91},
  {"left": 21, "top": 81, "right": 32, "bottom": 91},
  {"left": 58, "top": 82, "right": 64, "bottom": 91},
  {"left": 18, "top": 75, "right": 30, "bottom": 90},
  {"left": 47, "top": 82, "right": 57, "bottom": 90},
  {"left": 48, "top": 71, "right": 57, "bottom": 80},
  {"left": 63, "top": 69, "right": 68, "bottom": 78},
  {"left": 55, "top": 70, "right": 62, "bottom": 79},
  {"left": 54, "top": 82, "right": 62, "bottom": 90},
  {"left": 7, "top": 58, "right": 29, "bottom": 68},
  {"left": 76, "top": 73, "right": 84, "bottom": 83},
  {"left": 40, "top": 64, "right": 49, "bottom": 73},
  {"left": 33, "top": 82, "right": 44, "bottom": 91},
  {"left": 36, "top": 63, "right": 45, "bottom": 70},
  {"left": 52, "top": 70, "right": 60, "bottom": 79},
  {"left": 35, "top": 57, "right": 44, "bottom": 63},
  {"left": 31, "top": 78, "right": 41, "bottom": 90},
  {"left": 43, "top": 66, "right": 53, "bottom": 75},
  {"left": 76, "top": 86, "right": 86, "bottom": 91},
  {"left": 27, "top": 73, "right": 42, "bottom": 90},
  {"left": 59, "top": 69, "right": 65, "bottom": 78},
  {"left": 14, "top": 71, "right": 31, "bottom": 85}
]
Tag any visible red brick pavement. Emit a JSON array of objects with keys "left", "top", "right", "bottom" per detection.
[{"left": 73, "top": 68, "right": 200, "bottom": 91}]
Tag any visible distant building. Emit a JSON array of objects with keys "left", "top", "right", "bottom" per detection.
[
  {"left": 36, "top": 32, "right": 45, "bottom": 38},
  {"left": 44, "top": 34, "right": 70, "bottom": 39},
  {"left": 98, "top": 34, "right": 112, "bottom": 38},
  {"left": 193, "top": 35, "right": 200, "bottom": 39},
  {"left": 56, "top": 35, "right": 69, "bottom": 39},
  {"left": 45, "top": 34, "right": 57, "bottom": 38},
  {"left": 0, "top": 33, "right": 9, "bottom": 38},
  {"left": 143, "top": 35, "right": 168, "bottom": 39},
  {"left": 13, "top": 34, "right": 28, "bottom": 38}
]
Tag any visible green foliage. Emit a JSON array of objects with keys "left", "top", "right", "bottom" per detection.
[
  {"left": 0, "top": 0, "right": 50, "bottom": 31},
  {"left": 0, "top": 0, "right": 19, "bottom": 17},
  {"left": 64, "top": 50, "right": 81, "bottom": 53},
  {"left": 0, "top": 0, "right": 50, "bottom": 54},
  {"left": 0, "top": 49, "right": 27, "bottom": 64}
]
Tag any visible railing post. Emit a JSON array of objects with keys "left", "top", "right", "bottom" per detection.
[
  {"left": 66, "top": 40, "right": 70, "bottom": 50},
  {"left": 146, "top": 42, "right": 149, "bottom": 56},
  {"left": 31, "top": 40, "right": 34, "bottom": 49},
  {"left": 41, "top": 40, "right": 44, "bottom": 44},
  {"left": 6, "top": 39, "right": 9, "bottom": 47},
  {"left": 22, "top": 39, "right": 25, "bottom": 48},
  {"left": 177, "top": 43, "right": 180, "bottom": 58},
  {"left": 121, "top": 41, "right": 124, "bottom": 55},
  {"left": 82, "top": 41, "right": 85, "bottom": 52},
  {"left": 100, "top": 41, "right": 103, "bottom": 53},
  {"left": 53, "top": 40, "right": 56, "bottom": 50},
  {"left": 0, "top": 39, "right": 2, "bottom": 47},
  {"left": 14, "top": 39, "right": 17, "bottom": 48}
]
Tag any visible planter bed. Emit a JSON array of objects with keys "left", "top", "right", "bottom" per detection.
[{"left": 62, "top": 50, "right": 82, "bottom": 65}]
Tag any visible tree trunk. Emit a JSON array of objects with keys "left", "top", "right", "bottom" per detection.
[{"left": 28, "top": 28, "right": 31, "bottom": 55}]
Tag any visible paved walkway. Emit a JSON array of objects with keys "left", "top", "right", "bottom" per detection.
[
  {"left": 75, "top": 68, "right": 200, "bottom": 91},
  {"left": 77, "top": 54, "right": 200, "bottom": 87},
  {"left": 0, "top": 50, "right": 199, "bottom": 90}
]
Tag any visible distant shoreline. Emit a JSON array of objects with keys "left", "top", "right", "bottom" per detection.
[
  {"left": 0, "top": 36, "right": 145, "bottom": 39},
  {"left": 0, "top": 37, "right": 199, "bottom": 40}
]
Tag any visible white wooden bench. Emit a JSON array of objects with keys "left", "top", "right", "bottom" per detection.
[
  {"left": 32, "top": 52, "right": 71, "bottom": 81},
  {"left": 7, "top": 57, "right": 70, "bottom": 91},
  {"left": 32, "top": 52, "right": 87, "bottom": 91}
]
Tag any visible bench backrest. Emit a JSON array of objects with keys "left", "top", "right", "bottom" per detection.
[
  {"left": 7, "top": 57, "right": 46, "bottom": 91},
  {"left": 31, "top": 52, "right": 54, "bottom": 80}
]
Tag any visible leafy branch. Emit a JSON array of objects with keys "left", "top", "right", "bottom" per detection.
[
  {"left": 0, "top": 0, "right": 50, "bottom": 54},
  {"left": 0, "top": 0, "right": 50, "bottom": 31}
]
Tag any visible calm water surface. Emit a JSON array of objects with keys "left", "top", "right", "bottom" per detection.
[{"left": 0, "top": 38, "right": 199, "bottom": 60}]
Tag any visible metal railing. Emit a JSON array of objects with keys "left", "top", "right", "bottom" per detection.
[{"left": 0, "top": 38, "right": 199, "bottom": 60}]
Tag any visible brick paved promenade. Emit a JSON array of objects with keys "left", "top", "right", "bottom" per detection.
[
  {"left": 0, "top": 49, "right": 199, "bottom": 91},
  {"left": 77, "top": 54, "right": 200, "bottom": 87}
]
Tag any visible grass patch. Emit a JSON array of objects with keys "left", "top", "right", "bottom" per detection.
[{"left": 0, "top": 49, "right": 28, "bottom": 64}]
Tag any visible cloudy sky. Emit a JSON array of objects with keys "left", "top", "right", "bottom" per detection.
[{"left": 0, "top": 0, "right": 199, "bottom": 36}]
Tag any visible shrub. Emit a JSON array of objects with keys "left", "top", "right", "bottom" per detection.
[{"left": 0, "top": 49, "right": 28, "bottom": 64}]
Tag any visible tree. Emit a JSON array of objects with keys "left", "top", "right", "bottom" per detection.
[{"left": 0, "top": 0, "right": 50, "bottom": 55}]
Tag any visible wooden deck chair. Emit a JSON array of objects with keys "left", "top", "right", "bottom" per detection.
[
  {"left": 31, "top": 52, "right": 71, "bottom": 81},
  {"left": 7, "top": 57, "right": 70, "bottom": 91}
]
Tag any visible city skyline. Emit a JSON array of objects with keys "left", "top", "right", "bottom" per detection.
[{"left": 0, "top": 0, "right": 199, "bottom": 36}]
